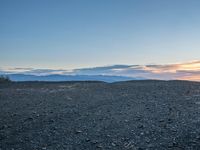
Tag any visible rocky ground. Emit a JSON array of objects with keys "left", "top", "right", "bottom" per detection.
[{"left": 0, "top": 80, "right": 200, "bottom": 150}]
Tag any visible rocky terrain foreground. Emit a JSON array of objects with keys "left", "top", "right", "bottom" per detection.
[{"left": 0, "top": 80, "right": 200, "bottom": 150}]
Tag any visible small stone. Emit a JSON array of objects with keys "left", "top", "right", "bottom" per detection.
[
  {"left": 11, "top": 113, "right": 17, "bottom": 117},
  {"left": 145, "top": 138, "right": 150, "bottom": 143},
  {"left": 171, "top": 129, "right": 177, "bottom": 132},
  {"left": 168, "top": 118, "right": 173, "bottom": 123},
  {"left": 124, "top": 137, "right": 130, "bottom": 141},
  {"left": 32, "top": 111, "right": 37, "bottom": 114},
  {"left": 172, "top": 141, "right": 177, "bottom": 146},
  {"left": 196, "top": 135, "right": 200, "bottom": 140},
  {"left": 0, "top": 125, "right": 8, "bottom": 130},
  {"left": 25, "top": 117, "right": 33, "bottom": 121},
  {"left": 96, "top": 145, "right": 103, "bottom": 148},
  {"left": 159, "top": 119, "right": 165, "bottom": 122},
  {"left": 75, "top": 130, "right": 82, "bottom": 134},
  {"left": 147, "top": 144, "right": 154, "bottom": 148},
  {"left": 53, "top": 127, "right": 58, "bottom": 130},
  {"left": 49, "top": 119, "right": 54, "bottom": 123},
  {"left": 138, "top": 125, "right": 144, "bottom": 129},
  {"left": 140, "top": 132, "right": 144, "bottom": 135},
  {"left": 111, "top": 142, "right": 116, "bottom": 146},
  {"left": 91, "top": 140, "right": 98, "bottom": 144},
  {"left": 186, "top": 90, "right": 190, "bottom": 94},
  {"left": 86, "top": 138, "right": 90, "bottom": 142}
]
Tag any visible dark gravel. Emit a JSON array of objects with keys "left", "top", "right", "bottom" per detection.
[{"left": 0, "top": 80, "right": 200, "bottom": 150}]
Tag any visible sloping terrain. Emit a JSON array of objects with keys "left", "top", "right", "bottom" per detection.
[{"left": 0, "top": 81, "right": 200, "bottom": 150}]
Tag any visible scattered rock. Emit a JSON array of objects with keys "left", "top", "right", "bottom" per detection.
[
  {"left": 145, "top": 138, "right": 151, "bottom": 143},
  {"left": 106, "top": 134, "right": 111, "bottom": 137},
  {"left": 96, "top": 144, "right": 103, "bottom": 148},
  {"left": 1, "top": 81, "right": 200, "bottom": 149},
  {"left": 91, "top": 140, "right": 98, "bottom": 144},
  {"left": 85, "top": 138, "right": 90, "bottom": 142},
  {"left": 111, "top": 142, "right": 116, "bottom": 146},
  {"left": 11, "top": 113, "right": 17, "bottom": 117},
  {"left": 159, "top": 119, "right": 165, "bottom": 122},
  {"left": 168, "top": 118, "right": 173, "bottom": 123},
  {"left": 140, "top": 132, "right": 144, "bottom": 135},
  {"left": 138, "top": 125, "right": 144, "bottom": 129},
  {"left": 124, "top": 119, "right": 129, "bottom": 123},
  {"left": 75, "top": 130, "right": 82, "bottom": 134},
  {"left": 24, "top": 117, "right": 33, "bottom": 122},
  {"left": 0, "top": 125, "right": 8, "bottom": 130}
]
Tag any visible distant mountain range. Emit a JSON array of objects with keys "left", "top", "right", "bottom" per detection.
[
  {"left": 4, "top": 74, "right": 144, "bottom": 83},
  {"left": 1, "top": 61, "right": 200, "bottom": 81}
]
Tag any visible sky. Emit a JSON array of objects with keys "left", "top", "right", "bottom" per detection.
[{"left": 0, "top": 0, "right": 200, "bottom": 80}]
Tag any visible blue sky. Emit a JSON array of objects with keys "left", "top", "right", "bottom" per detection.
[{"left": 1, "top": 0, "right": 200, "bottom": 69}]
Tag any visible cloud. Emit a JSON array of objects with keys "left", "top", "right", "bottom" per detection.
[
  {"left": 0, "top": 60, "right": 200, "bottom": 81},
  {"left": 71, "top": 65, "right": 132, "bottom": 76},
  {"left": 0, "top": 68, "right": 68, "bottom": 76},
  {"left": 22, "top": 69, "right": 67, "bottom": 75}
]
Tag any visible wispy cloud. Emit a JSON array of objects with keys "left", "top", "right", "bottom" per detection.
[{"left": 0, "top": 60, "right": 200, "bottom": 81}]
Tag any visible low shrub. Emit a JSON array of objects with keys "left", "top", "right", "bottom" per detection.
[{"left": 0, "top": 75, "right": 11, "bottom": 83}]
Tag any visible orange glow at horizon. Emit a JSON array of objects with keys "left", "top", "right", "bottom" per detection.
[
  {"left": 179, "top": 61, "right": 200, "bottom": 70},
  {"left": 137, "top": 60, "right": 200, "bottom": 81},
  {"left": 1, "top": 60, "right": 200, "bottom": 81},
  {"left": 178, "top": 75, "right": 200, "bottom": 81},
  {"left": 145, "top": 61, "right": 200, "bottom": 72}
]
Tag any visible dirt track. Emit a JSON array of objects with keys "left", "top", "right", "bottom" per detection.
[{"left": 0, "top": 80, "right": 200, "bottom": 150}]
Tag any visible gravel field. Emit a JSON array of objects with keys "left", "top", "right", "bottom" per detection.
[{"left": 0, "top": 80, "right": 200, "bottom": 150}]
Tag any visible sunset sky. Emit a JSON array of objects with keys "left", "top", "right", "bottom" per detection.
[{"left": 0, "top": 0, "right": 200, "bottom": 81}]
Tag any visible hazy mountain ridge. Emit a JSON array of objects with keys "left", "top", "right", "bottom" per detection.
[
  {"left": 3, "top": 74, "right": 144, "bottom": 83},
  {"left": 1, "top": 61, "right": 200, "bottom": 81}
]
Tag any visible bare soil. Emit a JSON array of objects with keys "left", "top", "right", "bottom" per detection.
[{"left": 0, "top": 80, "right": 200, "bottom": 150}]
